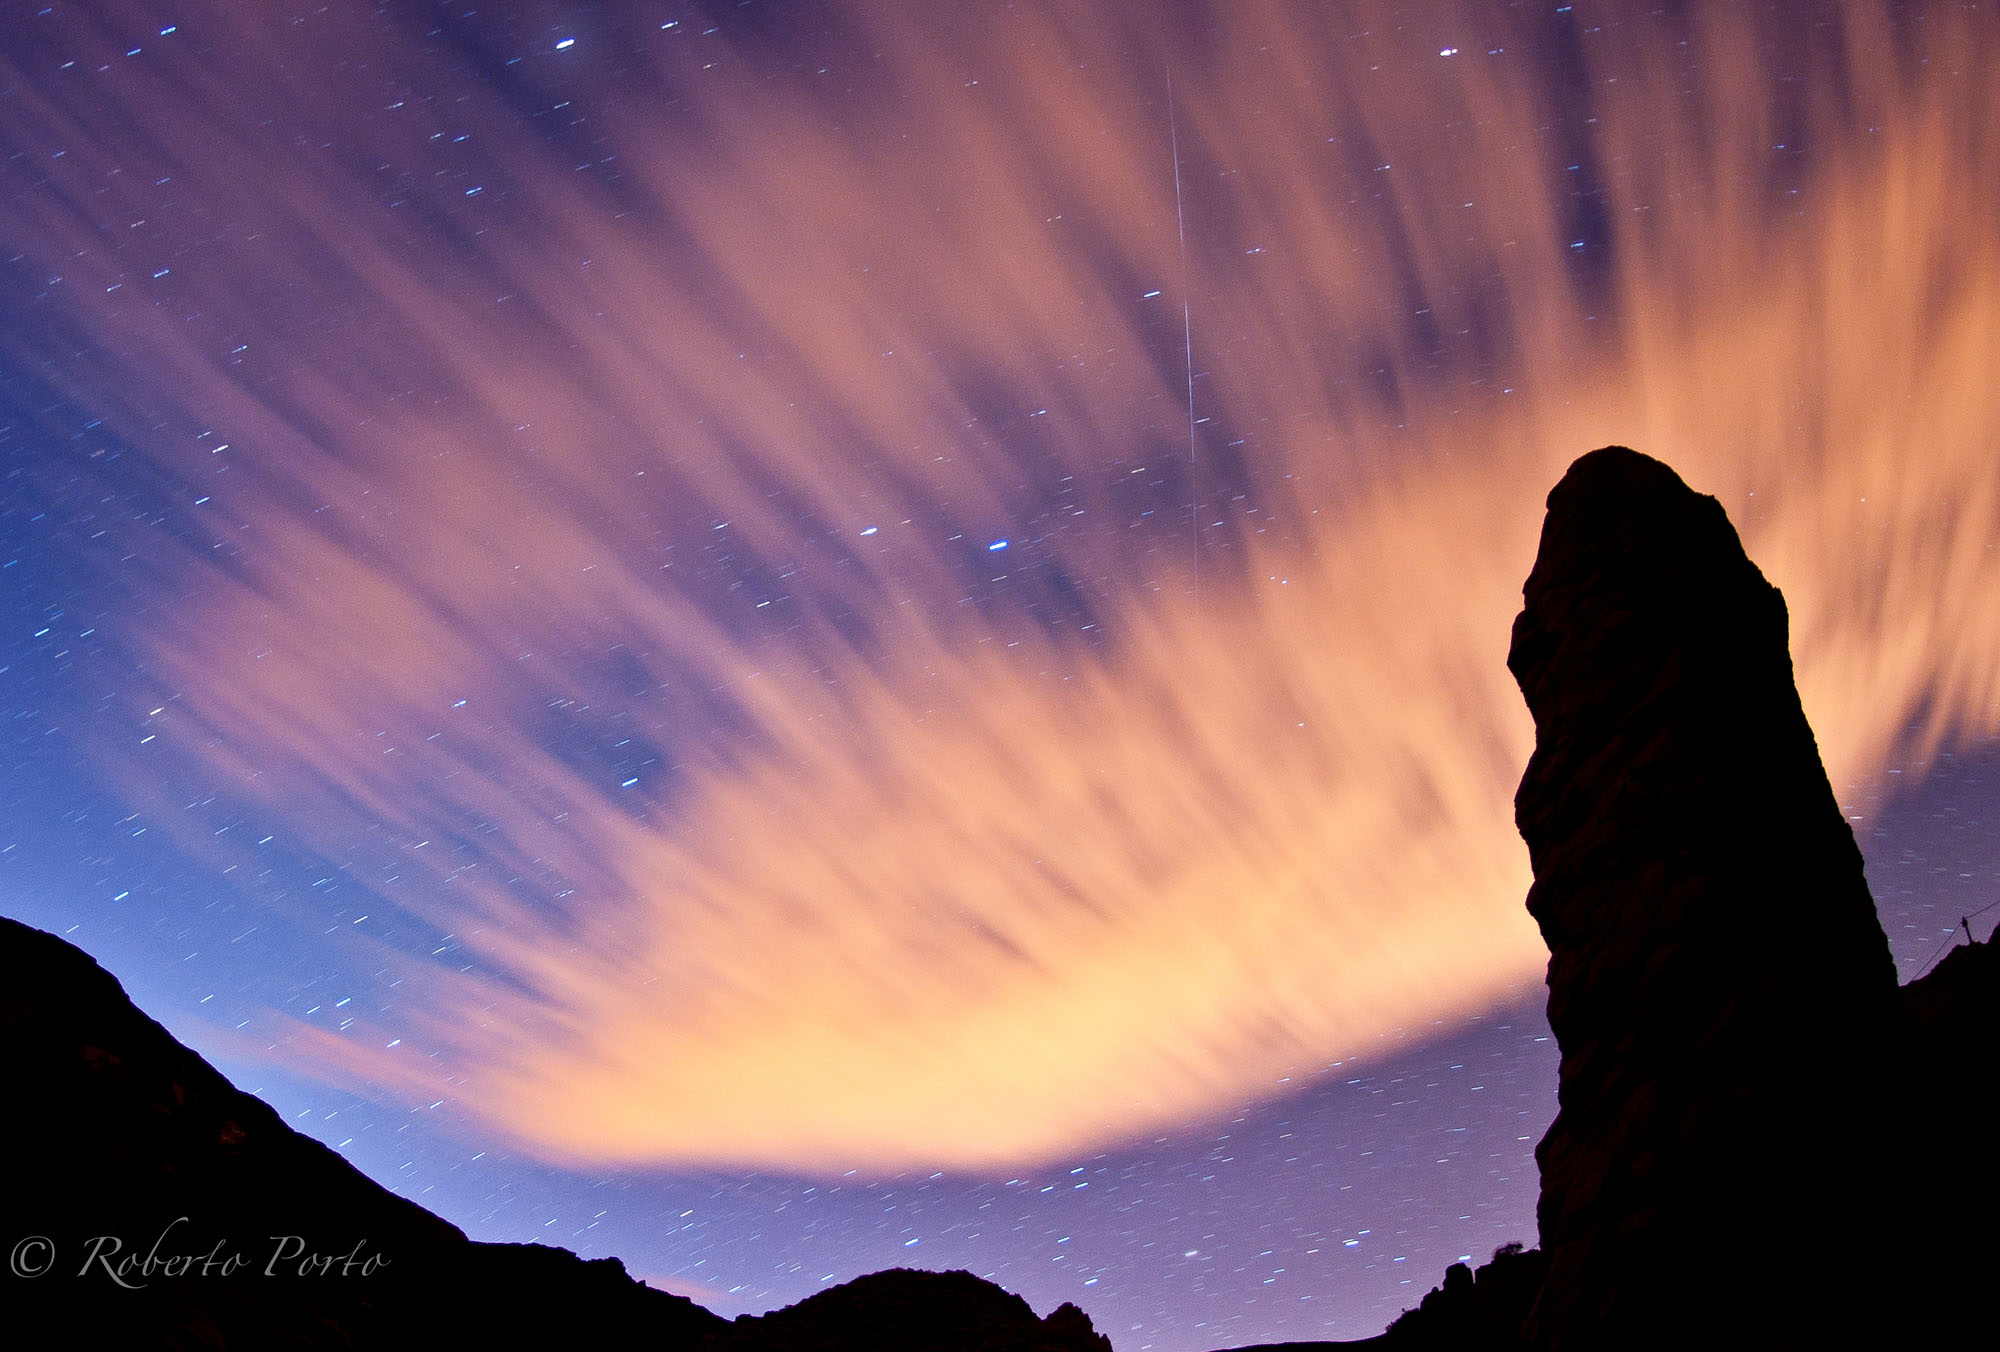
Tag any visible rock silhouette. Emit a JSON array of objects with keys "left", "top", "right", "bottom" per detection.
[
  {"left": 1510, "top": 446, "right": 1905, "bottom": 1347},
  {"left": 4, "top": 446, "right": 1990, "bottom": 1350},
  {"left": 706, "top": 1268, "right": 1112, "bottom": 1352},
  {"left": 1377, "top": 446, "right": 1992, "bottom": 1350},
  {"left": 0, "top": 910, "right": 731, "bottom": 1349},
  {"left": 0, "top": 913, "right": 1109, "bottom": 1351}
]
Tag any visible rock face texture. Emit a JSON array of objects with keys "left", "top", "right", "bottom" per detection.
[
  {"left": 1377, "top": 447, "right": 1992, "bottom": 1351},
  {"left": 1499, "top": 445, "right": 1994, "bottom": 1349},
  {"left": 0, "top": 914, "right": 1110, "bottom": 1352},
  {"left": 1507, "top": 447, "right": 1900, "bottom": 1346}
]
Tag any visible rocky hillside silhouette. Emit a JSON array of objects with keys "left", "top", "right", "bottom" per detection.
[
  {"left": 0, "top": 913, "right": 1109, "bottom": 1351},
  {"left": 0, "top": 911, "right": 732, "bottom": 1349}
]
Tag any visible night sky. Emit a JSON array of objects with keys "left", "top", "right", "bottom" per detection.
[{"left": 4, "top": 2, "right": 1998, "bottom": 1348}]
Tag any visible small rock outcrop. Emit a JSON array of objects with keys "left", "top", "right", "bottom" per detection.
[
  {"left": 1378, "top": 1243, "right": 1547, "bottom": 1349},
  {"left": 708, "top": 1267, "right": 1113, "bottom": 1352}
]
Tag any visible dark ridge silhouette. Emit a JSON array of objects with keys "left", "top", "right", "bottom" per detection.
[
  {"left": 0, "top": 911, "right": 728, "bottom": 1349},
  {"left": 5, "top": 447, "right": 1991, "bottom": 1351},
  {"left": 0, "top": 914, "right": 1108, "bottom": 1351}
]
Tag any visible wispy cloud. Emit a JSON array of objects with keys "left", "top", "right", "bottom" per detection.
[{"left": 6, "top": 0, "right": 1996, "bottom": 1172}]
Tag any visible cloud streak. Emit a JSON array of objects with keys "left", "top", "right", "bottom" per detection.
[{"left": 5, "top": 0, "right": 1997, "bottom": 1171}]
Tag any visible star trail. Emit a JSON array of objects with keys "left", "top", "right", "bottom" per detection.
[{"left": 3, "top": 3, "right": 1998, "bottom": 1347}]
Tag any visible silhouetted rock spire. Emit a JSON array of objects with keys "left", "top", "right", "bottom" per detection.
[
  {"left": 1375, "top": 445, "right": 1993, "bottom": 1352},
  {"left": 1507, "top": 446, "right": 1900, "bottom": 1347}
]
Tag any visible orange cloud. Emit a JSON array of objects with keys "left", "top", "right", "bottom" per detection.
[{"left": 7, "top": 0, "right": 1997, "bottom": 1173}]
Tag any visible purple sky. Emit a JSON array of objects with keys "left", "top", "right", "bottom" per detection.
[{"left": 3, "top": 3, "right": 1997, "bottom": 1347}]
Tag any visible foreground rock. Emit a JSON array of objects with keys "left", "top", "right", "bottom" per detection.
[
  {"left": 1509, "top": 446, "right": 1905, "bottom": 1347},
  {"left": 0, "top": 914, "right": 1109, "bottom": 1351},
  {"left": 1377, "top": 446, "right": 1992, "bottom": 1350}
]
